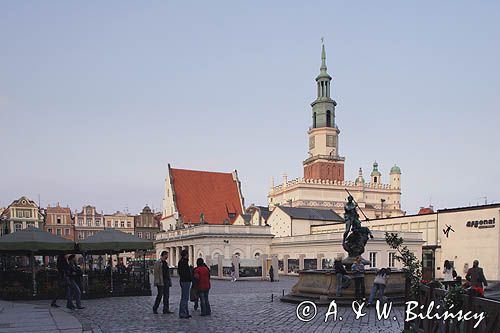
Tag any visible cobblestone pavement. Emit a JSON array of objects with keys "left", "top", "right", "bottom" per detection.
[
  {"left": 31, "top": 276, "right": 405, "bottom": 333},
  {"left": 0, "top": 300, "right": 82, "bottom": 333}
]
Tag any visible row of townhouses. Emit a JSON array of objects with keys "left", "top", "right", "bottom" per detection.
[{"left": 0, "top": 196, "right": 161, "bottom": 242}]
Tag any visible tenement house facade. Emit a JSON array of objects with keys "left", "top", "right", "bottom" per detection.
[
  {"left": 74, "top": 205, "right": 104, "bottom": 240},
  {"left": 0, "top": 196, "right": 45, "bottom": 235},
  {"left": 44, "top": 203, "right": 74, "bottom": 241}
]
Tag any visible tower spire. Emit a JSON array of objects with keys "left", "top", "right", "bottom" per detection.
[{"left": 320, "top": 42, "right": 327, "bottom": 73}]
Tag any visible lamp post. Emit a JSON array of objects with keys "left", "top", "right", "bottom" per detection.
[{"left": 381, "top": 199, "right": 386, "bottom": 218}]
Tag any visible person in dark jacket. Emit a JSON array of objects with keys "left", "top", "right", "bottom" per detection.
[
  {"left": 67, "top": 254, "right": 84, "bottom": 310},
  {"left": 152, "top": 251, "right": 173, "bottom": 314},
  {"left": 334, "top": 257, "right": 351, "bottom": 297},
  {"left": 269, "top": 265, "right": 274, "bottom": 282},
  {"left": 178, "top": 249, "right": 192, "bottom": 318},
  {"left": 466, "top": 260, "right": 488, "bottom": 295},
  {"left": 50, "top": 254, "right": 69, "bottom": 307},
  {"left": 193, "top": 258, "right": 211, "bottom": 316}
]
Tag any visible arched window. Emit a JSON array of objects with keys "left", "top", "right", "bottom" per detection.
[
  {"left": 326, "top": 110, "right": 332, "bottom": 127},
  {"left": 313, "top": 112, "right": 317, "bottom": 128}
]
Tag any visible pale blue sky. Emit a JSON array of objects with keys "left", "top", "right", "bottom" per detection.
[{"left": 1, "top": 1, "right": 499, "bottom": 214}]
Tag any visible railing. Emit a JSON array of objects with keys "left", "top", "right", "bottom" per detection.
[
  {"left": 270, "top": 177, "right": 394, "bottom": 193},
  {"left": 408, "top": 284, "right": 500, "bottom": 332}
]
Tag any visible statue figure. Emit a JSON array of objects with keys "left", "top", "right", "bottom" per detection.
[
  {"left": 199, "top": 213, "right": 206, "bottom": 225},
  {"left": 342, "top": 194, "right": 373, "bottom": 263}
]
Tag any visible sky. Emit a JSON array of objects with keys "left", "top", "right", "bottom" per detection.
[{"left": 1, "top": 1, "right": 499, "bottom": 215}]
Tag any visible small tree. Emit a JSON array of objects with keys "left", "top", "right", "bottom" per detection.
[{"left": 385, "top": 232, "right": 422, "bottom": 300}]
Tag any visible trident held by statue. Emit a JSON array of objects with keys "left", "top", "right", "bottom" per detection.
[{"left": 344, "top": 188, "right": 369, "bottom": 221}]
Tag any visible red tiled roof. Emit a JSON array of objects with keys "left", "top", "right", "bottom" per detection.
[
  {"left": 418, "top": 207, "right": 434, "bottom": 215},
  {"left": 170, "top": 168, "right": 243, "bottom": 225}
]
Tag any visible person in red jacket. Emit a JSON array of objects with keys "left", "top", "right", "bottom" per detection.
[{"left": 193, "top": 258, "right": 211, "bottom": 316}]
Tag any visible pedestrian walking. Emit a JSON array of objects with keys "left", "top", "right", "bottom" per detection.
[
  {"left": 230, "top": 263, "right": 237, "bottom": 282},
  {"left": 334, "top": 256, "right": 351, "bottom": 297},
  {"left": 351, "top": 256, "right": 366, "bottom": 301},
  {"left": 193, "top": 258, "right": 211, "bottom": 316},
  {"left": 178, "top": 250, "right": 192, "bottom": 318},
  {"left": 269, "top": 265, "right": 274, "bottom": 282},
  {"left": 50, "top": 254, "right": 68, "bottom": 308},
  {"left": 368, "top": 268, "right": 390, "bottom": 305},
  {"left": 152, "top": 251, "right": 173, "bottom": 314},
  {"left": 67, "top": 254, "right": 84, "bottom": 310}
]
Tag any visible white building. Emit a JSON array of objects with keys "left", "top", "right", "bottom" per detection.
[{"left": 314, "top": 203, "right": 500, "bottom": 281}]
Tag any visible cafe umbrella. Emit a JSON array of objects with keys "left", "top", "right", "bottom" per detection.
[
  {"left": 0, "top": 227, "right": 76, "bottom": 295},
  {"left": 77, "top": 228, "right": 153, "bottom": 293}
]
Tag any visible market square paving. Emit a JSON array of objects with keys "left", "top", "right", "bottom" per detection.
[{"left": 13, "top": 276, "right": 406, "bottom": 333}]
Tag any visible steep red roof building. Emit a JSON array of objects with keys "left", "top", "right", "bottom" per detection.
[{"left": 162, "top": 165, "right": 245, "bottom": 230}]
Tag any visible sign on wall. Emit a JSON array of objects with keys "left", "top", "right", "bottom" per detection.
[{"left": 465, "top": 218, "right": 496, "bottom": 229}]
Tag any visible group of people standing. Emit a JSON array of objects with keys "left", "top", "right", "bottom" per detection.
[
  {"left": 443, "top": 259, "right": 488, "bottom": 296},
  {"left": 153, "top": 250, "right": 211, "bottom": 318},
  {"left": 334, "top": 255, "right": 391, "bottom": 305},
  {"left": 51, "top": 254, "right": 85, "bottom": 310}
]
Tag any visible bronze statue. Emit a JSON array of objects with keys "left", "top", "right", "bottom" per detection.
[{"left": 342, "top": 193, "right": 373, "bottom": 261}]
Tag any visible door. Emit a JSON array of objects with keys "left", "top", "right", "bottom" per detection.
[{"left": 422, "top": 249, "right": 435, "bottom": 281}]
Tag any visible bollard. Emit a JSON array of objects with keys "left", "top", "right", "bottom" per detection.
[
  {"left": 282, "top": 289, "right": 285, "bottom": 296},
  {"left": 271, "top": 294, "right": 274, "bottom": 302}
]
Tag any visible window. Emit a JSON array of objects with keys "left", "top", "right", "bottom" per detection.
[
  {"left": 107, "top": 221, "right": 111, "bottom": 227},
  {"left": 95, "top": 219, "right": 100, "bottom": 226},
  {"left": 120, "top": 221, "right": 125, "bottom": 228},
  {"left": 145, "top": 232, "right": 150, "bottom": 239},
  {"left": 137, "top": 232, "right": 143, "bottom": 238},
  {"left": 369, "top": 252, "right": 377, "bottom": 268},
  {"left": 313, "top": 112, "right": 317, "bottom": 128},
  {"left": 389, "top": 252, "right": 396, "bottom": 268},
  {"left": 374, "top": 176, "right": 378, "bottom": 183},
  {"left": 27, "top": 222, "right": 34, "bottom": 228},
  {"left": 57, "top": 217, "right": 61, "bottom": 224},
  {"left": 64, "top": 228, "right": 70, "bottom": 235},
  {"left": 56, "top": 228, "right": 61, "bottom": 235},
  {"left": 114, "top": 221, "right": 118, "bottom": 228},
  {"left": 47, "top": 228, "right": 53, "bottom": 233},
  {"left": 78, "top": 218, "right": 83, "bottom": 226},
  {"left": 78, "top": 232, "right": 84, "bottom": 240},
  {"left": 15, "top": 223, "right": 22, "bottom": 232},
  {"left": 86, "top": 218, "right": 91, "bottom": 226},
  {"left": 127, "top": 221, "right": 131, "bottom": 228},
  {"left": 16, "top": 210, "right": 32, "bottom": 218},
  {"left": 326, "top": 110, "right": 332, "bottom": 127}
]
